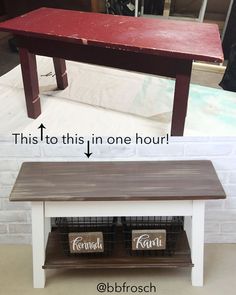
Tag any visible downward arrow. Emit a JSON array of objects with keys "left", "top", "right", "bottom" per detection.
[
  {"left": 84, "top": 140, "right": 93, "bottom": 158},
  {"left": 38, "top": 123, "right": 46, "bottom": 141}
]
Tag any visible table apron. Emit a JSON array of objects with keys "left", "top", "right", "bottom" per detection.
[
  {"left": 15, "top": 35, "right": 192, "bottom": 79},
  {"left": 44, "top": 200, "right": 194, "bottom": 217}
]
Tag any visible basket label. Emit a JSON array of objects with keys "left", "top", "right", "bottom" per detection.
[
  {"left": 68, "top": 232, "right": 104, "bottom": 253},
  {"left": 132, "top": 229, "right": 166, "bottom": 250}
]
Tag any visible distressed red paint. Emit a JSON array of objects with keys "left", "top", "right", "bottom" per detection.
[
  {"left": 0, "top": 8, "right": 224, "bottom": 135},
  {"left": 0, "top": 7, "right": 223, "bottom": 62}
]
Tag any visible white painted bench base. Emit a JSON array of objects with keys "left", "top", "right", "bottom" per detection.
[{"left": 31, "top": 200, "right": 205, "bottom": 288}]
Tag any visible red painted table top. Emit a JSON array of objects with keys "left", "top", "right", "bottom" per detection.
[{"left": 0, "top": 7, "right": 223, "bottom": 62}]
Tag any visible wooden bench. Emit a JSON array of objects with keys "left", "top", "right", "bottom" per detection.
[
  {"left": 10, "top": 161, "right": 226, "bottom": 288},
  {"left": 0, "top": 8, "right": 223, "bottom": 136}
]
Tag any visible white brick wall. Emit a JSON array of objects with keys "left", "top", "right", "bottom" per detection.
[{"left": 0, "top": 136, "right": 236, "bottom": 244}]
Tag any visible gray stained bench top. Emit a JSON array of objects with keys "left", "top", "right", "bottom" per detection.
[{"left": 9, "top": 161, "right": 226, "bottom": 202}]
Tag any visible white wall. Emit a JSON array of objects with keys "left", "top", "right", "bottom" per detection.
[{"left": 0, "top": 136, "right": 235, "bottom": 244}]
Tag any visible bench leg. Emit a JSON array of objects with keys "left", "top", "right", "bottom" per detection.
[
  {"left": 198, "top": 0, "right": 208, "bottom": 22},
  {"left": 44, "top": 217, "right": 51, "bottom": 248},
  {"left": 171, "top": 61, "right": 192, "bottom": 136},
  {"left": 19, "top": 48, "right": 41, "bottom": 119},
  {"left": 135, "top": 0, "right": 139, "bottom": 17},
  {"left": 191, "top": 200, "right": 205, "bottom": 287},
  {"left": 32, "top": 202, "right": 46, "bottom": 288},
  {"left": 184, "top": 216, "right": 192, "bottom": 249},
  {"left": 53, "top": 58, "right": 68, "bottom": 90}
]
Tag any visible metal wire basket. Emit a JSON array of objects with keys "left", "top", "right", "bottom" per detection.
[
  {"left": 121, "top": 216, "right": 184, "bottom": 256},
  {"left": 55, "top": 217, "right": 117, "bottom": 257}
]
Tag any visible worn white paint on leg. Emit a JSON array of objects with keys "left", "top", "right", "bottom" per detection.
[
  {"left": 163, "top": 0, "right": 171, "bottom": 17},
  {"left": 222, "top": 0, "right": 234, "bottom": 40},
  {"left": 135, "top": 0, "right": 139, "bottom": 17},
  {"left": 141, "top": 0, "right": 145, "bottom": 15},
  {"left": 191, "top": 200, "right": 205, "bottom": 287},
  {"left": 31, "top": 202, "right": 46, "bottom": 288},
  {"left": 198, "top": 0, "right": 208, "bottom": 22},
  {"left": 184, "top": 216, "right": 192, "bottom": 250}
]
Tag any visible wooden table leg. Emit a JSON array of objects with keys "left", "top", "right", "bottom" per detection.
[
  {"left": 135, "top": 0, "right": 139, "bottom": 17},
  {"left": 31, "top": 202, "right": 46, "bottom": 288},
  {"left": 163, "top": 0, "right": 171, "bottom": 17},
  {"left": 19, "top": 48, "right": 41, "bottom": 119},
  {"left": 171, "top": 61, "right": 192, "bottom": 136},
  {"left": 198, "top": 0, "right": 208, "bottom": 22},
  {"left": 191, "top": 200, "right": 205, "bottom": 286},
  {"left": 53, "top": 58, "right": 68, "bottom": 90},
  {"left": 184, "top": 216, "right": 192, "bottom": 249},
  {"left": 44, "top": 217, "right": 51, "bottom": 248}
]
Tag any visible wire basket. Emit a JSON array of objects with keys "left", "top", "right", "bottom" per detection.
[
  {"left": 55, "top": 217, "right": 117, "bottom": 257},
  {"left": 121, "top": 216, "right": 184, "bottom": 256}
]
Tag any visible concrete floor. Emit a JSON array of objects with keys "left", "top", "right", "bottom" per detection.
[{"left": 0, "top": 244, "right": 235, "bottom": 295}]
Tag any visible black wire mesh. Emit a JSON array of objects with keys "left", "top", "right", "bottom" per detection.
[
  {"left": 55, "top": 217, "right": 117, "bottom": 257},
  {"left": 121, "top": 216, "right": 184, "bottom": 256}
]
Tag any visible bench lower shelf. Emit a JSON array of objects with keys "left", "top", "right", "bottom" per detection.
[{"left": 43, "top": 229, "right": 193, "bottom": 269}]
